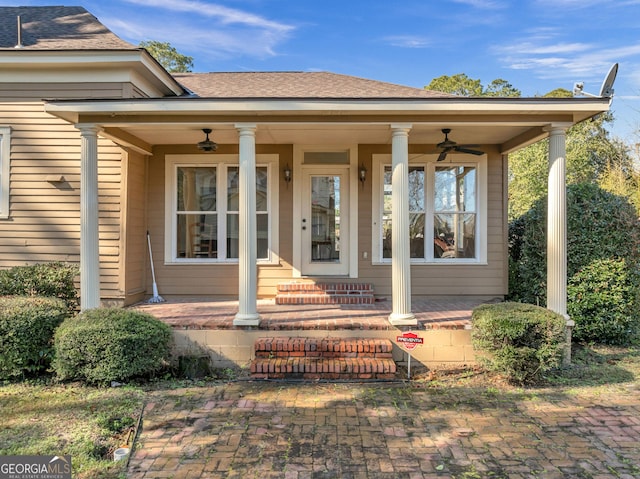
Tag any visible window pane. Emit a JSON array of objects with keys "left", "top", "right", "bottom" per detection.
[
  {"left": 177, "top": 167, "right": 216, "bottom": 212},
  {"left": 434, "top": 166, "right": 476, "bottom": 212},
  {"left": 227, "top": 213, "right": 239, "bottom": 259},
  {"left": 227, "top": 167, "right": 239, "bottom": 211},
  {"left": 256, "top": 167, "right": 268, "bottom": 211},
  {"left": 383, "top": 166, "right": 392, "bottom": 214},
  {"left": 382, "top": 219, "right": 392, "bottom": 259},
  {"left": 177, "top": 213, "right": 217, "bottom": 258},
  {"left": 409, "top": 213, "right": 425, "bottom": 258},
  {"left": 257, "top": 213, "right": 268, "bottom": 259},
  {"left": 408, "top": 167, "right": 425, "bottom": 212},
  {"left": 434, "top": 213, "right": 476, "bottom": 259}
]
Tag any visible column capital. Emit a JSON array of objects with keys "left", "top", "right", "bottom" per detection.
[
  {"left": 75, "top": 123, "right": 102, "bottom": 136},
  {"left": 235, "top": 123, "right": 257, "bottom": 132},
  {"left": 543, "top": 122, "right": 572, "bottom": 134},
  {"left": 390, "top": 123, "right": 412, "bottom": 132}
]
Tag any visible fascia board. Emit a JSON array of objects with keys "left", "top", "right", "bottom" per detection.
[{"left": 45, "top": 97, "right": 610, "bottom": 120}]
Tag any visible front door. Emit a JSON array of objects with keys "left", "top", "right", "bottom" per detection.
[{"left": 301, "top": 168, "right": 350, "bottom": 275}]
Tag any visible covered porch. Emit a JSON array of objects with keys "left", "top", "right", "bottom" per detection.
[{"left": 43, "top": 73, "right": 612, "bottom": 355}]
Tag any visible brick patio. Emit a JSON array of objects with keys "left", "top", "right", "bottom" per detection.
[{"left": 134, "top": 297, "right": 491, "bottom": 331}]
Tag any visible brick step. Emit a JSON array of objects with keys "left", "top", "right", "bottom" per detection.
[
  {"left": 250, "top": 337, "right": 397, "bottom": 380},
  {"left": 275, "top": 282, "right": 375, "bottom": 305},
  {"left": 277, "top": 282, "right": 374, "bottom": 293},
  {"left": 255, "top": 337, "right": 393, "bottom": 358},
  {"left": 250, "top": 357, "right": 397, "bottom": 380},
  {"left": 275, "top": 294, "right": 374, "bottom": 305}
]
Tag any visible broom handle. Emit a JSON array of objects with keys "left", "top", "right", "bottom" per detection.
[{"left": 147, "top": 231, "right": 157, "bottom": 283}]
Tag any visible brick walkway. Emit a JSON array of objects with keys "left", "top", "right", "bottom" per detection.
[{"left": 127, "top": 381, "right": 640, "bottom": 479}]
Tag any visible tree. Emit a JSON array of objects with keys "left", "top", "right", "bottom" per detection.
[
  {"left": 139, "top": 40, "right": 193, "bottom": 73},
  {"left": 425, "top": 73, "right": 521, "bottom": 97},
  {"left": 509, "top": 113, "right": 634, "bottom": 219}
]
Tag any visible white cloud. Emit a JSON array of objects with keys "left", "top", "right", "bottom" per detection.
[
  {"left": 122, "top": 0, "right": 293, "bottom": 32},
  {"left": 450, "top": 0, "right": 506, "bottom": 8},
  {"left": 384, "top": 35, "right": 431, "bottom": 48},
  {"left": 102, "top": 0, "right": 295, "bottom": 61},
  {"left": 492, "top": 27, "right": 640, "bottom": 82}
]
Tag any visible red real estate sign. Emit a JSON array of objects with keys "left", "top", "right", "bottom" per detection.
[{"left": 396, "top": 331, "right": 424, "bottom": 351}]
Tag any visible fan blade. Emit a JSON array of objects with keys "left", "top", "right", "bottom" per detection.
[
  {"left": 437, "top": 151, "right": 448, "bottom": 162},
  {"left": 455, "top": 147, "right": 484, "bottom": 156}
]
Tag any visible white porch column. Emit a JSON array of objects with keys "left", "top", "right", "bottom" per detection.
[
  {"left": 389, "top": 124, "right": 417, "bottom": 326},
  {"left": 234, "top": 123, "right": 260, "bottom": 326},
  {"left": 545, "top": 124, "right": 574, "bottom": 363},
  {"left": 77, "top": 124, "right": 101, "bottom": 311}
]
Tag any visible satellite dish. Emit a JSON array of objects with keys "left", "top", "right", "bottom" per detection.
[
  {"left": 573, "top": 63, "right": 618, "bottom": 99},
  {"left": 599, "top": 63, "right": 618, "bottom": 98}
]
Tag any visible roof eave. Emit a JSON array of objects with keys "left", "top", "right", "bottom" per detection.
[{"left": 44, "top": 96, "right": 610, "bottom": 124}]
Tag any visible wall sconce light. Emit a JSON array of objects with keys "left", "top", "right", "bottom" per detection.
[
  {"left": 284, "top": 164, "right": 292, "bottom": 184},
  {"left": 359, "top": 164, "right": 367, "bottom": 185},
  {"left": 197, "top": 128, "right": 218, "bottom": 152}
]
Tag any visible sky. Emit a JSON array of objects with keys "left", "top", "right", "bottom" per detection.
[{"left": 4, "top": 0, "right": 640, "bottom": 145}]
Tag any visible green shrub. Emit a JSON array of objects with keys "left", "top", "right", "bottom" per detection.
[
  {"left": 0, "top": 262, "right": 79, "bottom": 311},
  {"left": 471, "top": 302, "right": 567, "bottom": 385},
  {"left": 53, "top": 308, "right": 172, "bottom": 384},
  {"left": 509, "top": 183, "right": 640, "bottom": 345},
  {"left": 0, "top": 296, "right": 68, "bottom": 379},
  {"left": 568, "top": 258, "right": 640, "bottom": 345}
]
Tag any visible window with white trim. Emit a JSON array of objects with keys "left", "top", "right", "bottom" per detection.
[
  {"left": 166, "top": 155, "right": 277, "bottom": 263},
  {"left": 374, "top": 155, "right": 486, "bottom": 263},
  {"left": 0, "top": 127, "right": 11, "bottom": 219}
]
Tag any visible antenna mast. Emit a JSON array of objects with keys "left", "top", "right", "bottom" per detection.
[{"left": 15, "top": 15, "right": 24, "bottom": 49}]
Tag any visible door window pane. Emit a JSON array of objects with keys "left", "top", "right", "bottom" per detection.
[{"left": 311, "top": 176, "right": 340, "bottom": 262}]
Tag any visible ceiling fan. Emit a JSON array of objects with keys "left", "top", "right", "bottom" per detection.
[{"left": 435, "top": 128, "right": 483, "bottom": 161}]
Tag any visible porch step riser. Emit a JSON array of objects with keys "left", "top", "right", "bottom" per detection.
[
  {"left": 277, "top": 282, "right": 373, "bottom": 292},
  {"left": 250, "top": 337, "right": 397, "bottom": 380},
  {"left": 275, "top": 282, "right": 375, "bottom": 306},
  {"left": 251, "top": 358, "right": 396, "bottom": 380},
  {"left": 275, "top": 295, "right": 374, "bottom": 305}
]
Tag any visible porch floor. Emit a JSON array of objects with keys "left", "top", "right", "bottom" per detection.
[{"left": 134, "top": 297, "right": 494, "bottom": 331}]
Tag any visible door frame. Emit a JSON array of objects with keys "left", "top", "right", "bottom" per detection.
[{"left": 292, "top": 145, "right": 359, "bottom": 278}]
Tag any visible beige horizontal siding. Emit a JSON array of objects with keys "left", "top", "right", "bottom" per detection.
[
  {"left": 123, "top": 150, "right": 148, "bottom": 302},
  {"left": 0, "top": 101, "right": 126, "bottom": 301},
  {"left": 0, "top": 82, "right": 143, "bottom": 100}
]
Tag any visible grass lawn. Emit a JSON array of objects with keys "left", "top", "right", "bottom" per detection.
[
  {"left": 0, "top": 382, "right": 144, "bottom": 479},
  {"left": 0, "top": 344, "right": 638, "bottom": 479}
]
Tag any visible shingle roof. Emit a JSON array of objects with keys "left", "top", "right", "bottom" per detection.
[
  {"left": 0, "top": 6, "right": 136, "bottom": 50},
  {"left": 174, "top": 72, "right": 452, "bottom": 99}
]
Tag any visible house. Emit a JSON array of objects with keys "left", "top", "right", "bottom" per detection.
[{"left": 0, "top": 6, "right": 611, "bottom": 340}]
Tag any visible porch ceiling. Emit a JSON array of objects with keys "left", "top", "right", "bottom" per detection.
[
  {"left": 116, "top": 122, "right": 534, "bottom": 147},
  {"left": 45, "top": 96, "right": 611, "bottom": 153}
]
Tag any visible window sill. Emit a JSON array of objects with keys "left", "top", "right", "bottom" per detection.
[{"left": 371, "top": 260, "right": 488, "bottom": 266}]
